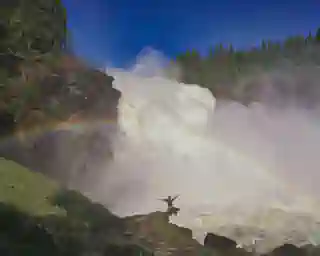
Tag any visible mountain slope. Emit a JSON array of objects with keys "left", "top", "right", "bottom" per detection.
[{"left": 0, "top": 158, "right": 214, "bottom": 255}]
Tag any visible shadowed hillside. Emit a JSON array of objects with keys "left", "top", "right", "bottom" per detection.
[{"left": 0, "top": 157, "right": 214, "bottom": 255}]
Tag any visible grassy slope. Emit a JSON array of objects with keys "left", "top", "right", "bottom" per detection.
[{"left": 0, "top": 157, "right": 65, "bottom": 216}]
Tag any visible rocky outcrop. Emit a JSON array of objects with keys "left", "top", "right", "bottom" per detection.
[
  {"left": 0, "top": 55, "right": 120, "bottom": 187},
  {"left": 265, "top": 243, "right": 307, "bottom": 256},
  {"left": 124, "top": 211, "right": 205, "bottom": 255},
  {"left": 204, "top": 232, "right": 237, "bottom": 250},
  {"left": 203, "top": 232, "right": 251, "bottom": 255}
]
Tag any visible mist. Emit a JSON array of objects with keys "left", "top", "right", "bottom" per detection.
[{"left": 69, "top": 49, "right": 320, "bottom": 252}]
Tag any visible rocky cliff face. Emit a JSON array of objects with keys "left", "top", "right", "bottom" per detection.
[
  {"left": 0, "top": 0, "right": 121, "bottom": 186},
  {"left": 0, "top": 55, "right": 121, "bottom": 187}
]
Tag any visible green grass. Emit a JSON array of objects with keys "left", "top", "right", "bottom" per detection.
[{"left": 0, "top": 157, "right": 65, "bottom": 216}]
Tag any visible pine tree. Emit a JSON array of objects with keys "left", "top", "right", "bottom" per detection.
[
  {"left": 316, "top": 27, "right": 320, "bottom": 42},
  {"left": 261, "top": 40, "right": 267, "bottom": 50},
  {"left": 305, "top": 31, "right": 313, "bottom": 44}
]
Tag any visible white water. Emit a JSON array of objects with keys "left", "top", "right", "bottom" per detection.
[{"left": 91, "top": 51, "right": 320, "bottom": 253}]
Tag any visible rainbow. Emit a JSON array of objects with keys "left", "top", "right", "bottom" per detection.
[
  {"left": 2, "top": 111, "right": 320, "bottom": 217},
  {"left": 0, "top": 113, "right": 118, "bottom": 145}
]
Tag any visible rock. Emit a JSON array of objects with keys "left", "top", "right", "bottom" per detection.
[
  {"left": 300, "top": 244, "right": 320, "bottom": 255},
  {"left": 0, "top": 55, "right": 121, "bottom": 187},
  {"left": 125, "top": 211, "right": 203, "bottom": 255},
  {"left": 204, "top": 232, "right": 237, "bottom": 250},
  {"left": 203, "top": 232, "right": 252, "bottom": 255},
  {"left": 265, "top": 243, "right": 307, "bottom": 256},
  {"left": 0, "top": 111, "right": 15, "bottom": 137}
]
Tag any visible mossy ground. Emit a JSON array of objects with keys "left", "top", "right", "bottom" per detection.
[{"left": 0, "top": 157, "right": 65, "bottom": 216}]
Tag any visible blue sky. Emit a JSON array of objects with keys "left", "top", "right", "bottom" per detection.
[{"left": 62, "top": 0, "right": 319, "bottom": 68}]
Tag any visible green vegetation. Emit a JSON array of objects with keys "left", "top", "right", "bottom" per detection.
[
  {"left": 172, "top": 29, "right": 320, "bottom": 104},
  {"left": 0, "top": 0, "right": 67, "bottom": 78},
  {"left": 0, "top": 0, "right": 118, "bottom": 139},
  {"left": 0, "top": 157, "right": 63, "bottom": 216}
]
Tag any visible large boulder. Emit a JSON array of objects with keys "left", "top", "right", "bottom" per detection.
[
  {"left": 203, "top": 232, "right": 251, "bottom": 255},
  {"left": 265, "top": 243, "right": 307, "bottom": 256},
  {"left": 204, "top": 232, "right": 237, "bottom": 250},
  {"left": 0, "top": 111, "right": 15, "bottom": 137},
  {"left": 124, "top": 211, "right": 204, "bottom": 255}
]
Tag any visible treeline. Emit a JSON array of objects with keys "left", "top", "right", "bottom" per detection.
[{"left": 173, "top": 28, "right": 320, "bottom": 104}]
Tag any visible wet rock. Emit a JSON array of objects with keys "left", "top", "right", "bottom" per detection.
[
  {"left": 0, "top": 112, "right": 15, "bottom": 137},
  {"left": 265, "top": 243, "right": 307, "bottom": 256},
  {"left": 203, "top": 232, "right": 252, "bottom": 255},
  {"left": 204, "top": 232, "right": 237, "bottom": 250}
]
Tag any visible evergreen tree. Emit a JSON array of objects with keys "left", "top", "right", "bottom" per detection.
[
  {"left": 316, "top": 27, "right": 320, "bottom": 42},
  {"left": 261, "top": 40, "right": 267, "bottom": 50},
  {"left": 305, "top": 31, "right": 313, "bottom": 44}
]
